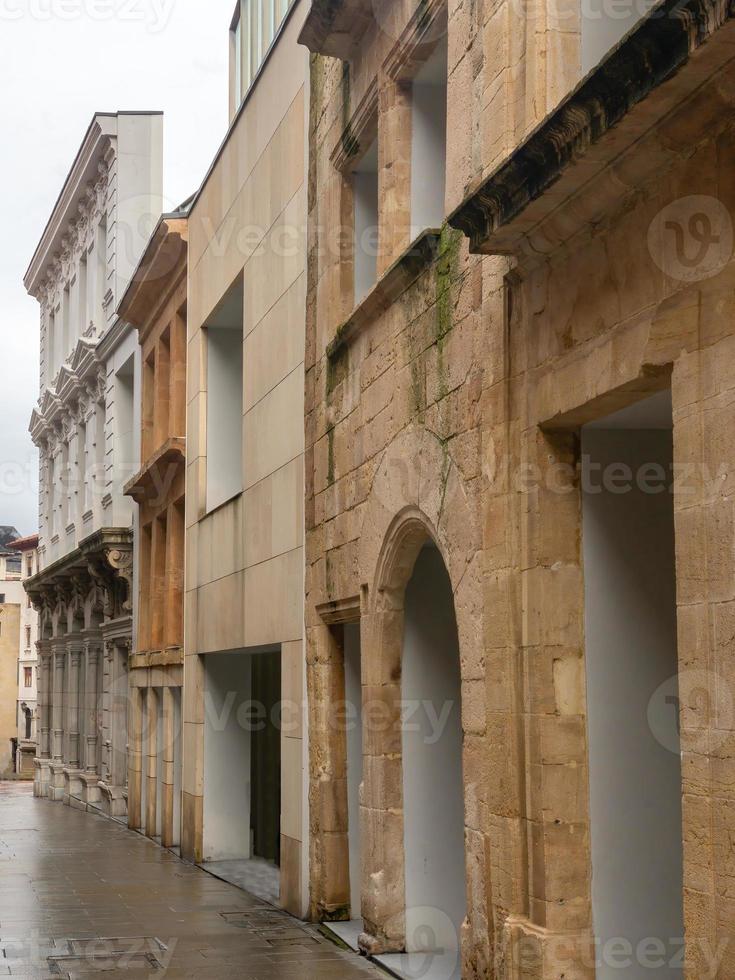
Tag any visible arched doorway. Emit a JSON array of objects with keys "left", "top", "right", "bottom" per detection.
[{"left": 401, "top": 543, "right": 466, "bottom": 975}]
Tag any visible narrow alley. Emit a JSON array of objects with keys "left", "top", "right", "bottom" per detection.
[{"left": 0, "top": 783, "right": 381, "bottom": 979}]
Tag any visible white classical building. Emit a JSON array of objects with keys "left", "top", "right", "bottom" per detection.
[{"left": 24, "top": 112, "right": 163, "bottom": 815}]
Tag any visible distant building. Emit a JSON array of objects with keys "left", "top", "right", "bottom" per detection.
[
  {"left": 0, "top": 528, "right": 23, "bottom": 777},
  {"left": 24, "top": 112, "right": 163, "bottom": 813},
  {"left": 8, "top": 535, "right": 39, "bottom": 778}
]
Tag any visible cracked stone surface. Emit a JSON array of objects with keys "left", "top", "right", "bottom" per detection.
[{"left": 0, "top": 782, "right": 381, "bottom": 978}]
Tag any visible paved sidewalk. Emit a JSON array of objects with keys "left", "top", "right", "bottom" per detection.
[{"left": 0, "top": 782, "right": 381, "bottom": 979}]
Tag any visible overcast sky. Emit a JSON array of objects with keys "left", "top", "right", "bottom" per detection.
[{"left": 0, "top": 0, "right": 236, "bottom": 535}]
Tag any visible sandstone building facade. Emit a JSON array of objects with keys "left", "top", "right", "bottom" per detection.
[
  {"left": 300, "top": 0, "right": 735, "bottom": 977},
  {"left": 25, "top": 112, "right": 163, "bottom": 815},
  {"left": 121, "top": 206, "right": 189, "bottom": 848},
  {"left": 181, "top": 0, "right": 309, "bottom": 915}
]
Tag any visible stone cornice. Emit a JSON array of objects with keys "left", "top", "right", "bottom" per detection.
[
  {"left": 29, "top": 338, "right": 104, "bottom": 448},
  {"left": 448, "top": 0, "right": 735, "bottom": 256},
  {"left": 327, "top": 227, "right": 442, "bottom": 360},
  {"left": 26, "top": 526, "right": 133, "bottom": 626},
  {"left": 123, "top": 437, "right": 186, "bottom": 504},
  {"left": 298, "top": 0, "right": 373, "bottom": 59},
  {"left": 117, "top": 215, "right": 189, "bottom": 340},
  {"left": 24, "top": 113, "right": 118, "bottom": 298}
]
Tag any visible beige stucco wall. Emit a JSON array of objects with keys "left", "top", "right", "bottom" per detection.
[
  {"left": 182, "top": 0, "right": 309, "bottom": 917},
  {"left": 0, "top": 602, "right": 21, "bottom": 776}
]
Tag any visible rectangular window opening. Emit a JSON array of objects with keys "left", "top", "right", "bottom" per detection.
[
  {"left": 352, "top": 139, "right": 379, "bottom": 303},
  {"left": 410, "top": 37, "right": 448, "bottom": 238},
  {"left": 205, "top": 275, "right": 244, "bottom": 512}
]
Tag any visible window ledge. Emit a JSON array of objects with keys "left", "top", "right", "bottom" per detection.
[
  {"left": 124, "top": 437, "right": 186, "bottom": 503},
  {"left": 327, "top": 227, "right": 442, "bottom": 362},
  {"left": 203, "top": 489, "right": 242, "bottom": 521}
]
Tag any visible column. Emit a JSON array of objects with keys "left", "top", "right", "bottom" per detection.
[
  {"left": 111, "top": 642, "right": 129, "bottom": 787},
  {"left": 145, "top": 688, "right": 158, "bottom": 839},
  {"left": 67, "top": 642, "right": 82, "bottom": 769},
  {"left": 52, "top": 646, "right": 65, "bottom": 763},
  {"left": 377, "top": 71, "right": 412, "bottom": 276},
  {"left": 38, "top": 644, "right": 52, "bottom": 759},
  {"left": 100, "top": 640, "right": 114, "bottom": 782},
  {"left": 127, "top": 685, "right": 144, "bottom": 831},
  {"left": 161, "top": 686, "right": 175, "bottom": 848},
  {"left": 34, "top": 644, "right": 53, "bottom": 798},
  {"left": 84, "top": 638, "right": 100, "bottom": 773}
]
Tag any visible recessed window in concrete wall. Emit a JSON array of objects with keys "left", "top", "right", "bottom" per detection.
[
  {"left": 582, "top": 389, "right": 683, "bottom": 978},
  {"left": 353, "top": 139, "right": 378, "bottom": 303},
  {"left": 581, "top": 0, "right": 655, "bottom": 74},
  {"left": 410, "top": 39, "right": 448, "bottom": 238},
  {"left": 203, "top": 648, "right": 282, "bottom": 878},
  {"left": 203, "top": 652, "right": 252, "bottom": 861},
  {"left": 205, "top": 277, "right": 244, "bottom": 512}
]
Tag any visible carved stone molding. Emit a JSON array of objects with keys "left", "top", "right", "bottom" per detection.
[{"left": 25, "top": 527, "right": 133, "bottom": 634}]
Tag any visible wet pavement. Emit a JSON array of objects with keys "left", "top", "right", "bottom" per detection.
[{"left": 0, "top": 782, "right": 382, "bottom": 978}]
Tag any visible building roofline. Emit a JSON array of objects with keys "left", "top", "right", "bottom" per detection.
[
  {"left": 117, "top": 211, "right": 189, "bottom": 330},
  {"left": 188, "top": 0, "right": 304, "bottom": 216},
  {"left": 24, "top": 111, "right": 164, "bottom": 298},
  {"left": 448, "top": 0, "right": 735, "bottom": 255},
  {"left": 8, "top": 535, "right": 39, "bottom": 552}
]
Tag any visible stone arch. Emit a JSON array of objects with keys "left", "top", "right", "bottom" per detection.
[{"left": 354, "top": 426, "right": 486, "bottom": 974}]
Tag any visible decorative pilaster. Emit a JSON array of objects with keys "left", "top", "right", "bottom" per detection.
[
  {"left": 38, "top": 642, "right": 52, "bottom": 759},
  {"left": 101, "top": 640, "right": 114, "bottom": 782},
  {"left": 52, "top": 648, "right": 65, "bottom": 764},
  {"left": 33, "top": 642, "right": 53, "bottom": 798},
  {"left": 84, "top": 638, "right": 101, "bottom": 773},
  {"left": 66, "top": 641, "right": 82, "bottom": 769}
]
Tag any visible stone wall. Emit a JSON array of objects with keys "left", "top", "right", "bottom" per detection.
[{"left": 303, "top": 1, "right": 735, "bottom": 976}]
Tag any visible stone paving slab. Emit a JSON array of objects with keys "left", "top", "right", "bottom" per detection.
[{"left": 0, "top": 783, "right": 383, "bottom": 979}]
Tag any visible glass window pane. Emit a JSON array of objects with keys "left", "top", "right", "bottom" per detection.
[{"left": 234, "top": 16, "right": 242, "bottom": 103}]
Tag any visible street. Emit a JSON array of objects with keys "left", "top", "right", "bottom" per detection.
[{"left": 0, "top": 783, "right": 381, "bottom": 978}]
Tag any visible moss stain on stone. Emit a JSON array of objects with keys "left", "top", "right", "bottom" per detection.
[
  {"left": 341, "top": 62, "right": 360, "bottom": 161},
  {"left": 327, "top": 426, "right": 335, "bottom": 486},
  {"left": 434, "top": 223, "right": 463, "bottom": 402},
  {"left": 410, "top": 354, "right": 425, "bottom": 422}
]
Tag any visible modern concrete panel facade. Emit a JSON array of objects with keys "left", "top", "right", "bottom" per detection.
[
  {"left": 182, "top": 0, "right": 309, "bottom": 916},
  {"left": 121, "top": 210, "right": 189, "bottom": 848},
  {"left": 25, "top": 112, "right": 163, "bottom": 815},
  {"left": 301, "top": 0, "right": 735, "bottom": 977}
]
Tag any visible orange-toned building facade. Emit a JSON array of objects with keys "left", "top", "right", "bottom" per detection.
[{"left": 121, "top": 211, "right": 188, "bottom": 848}]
